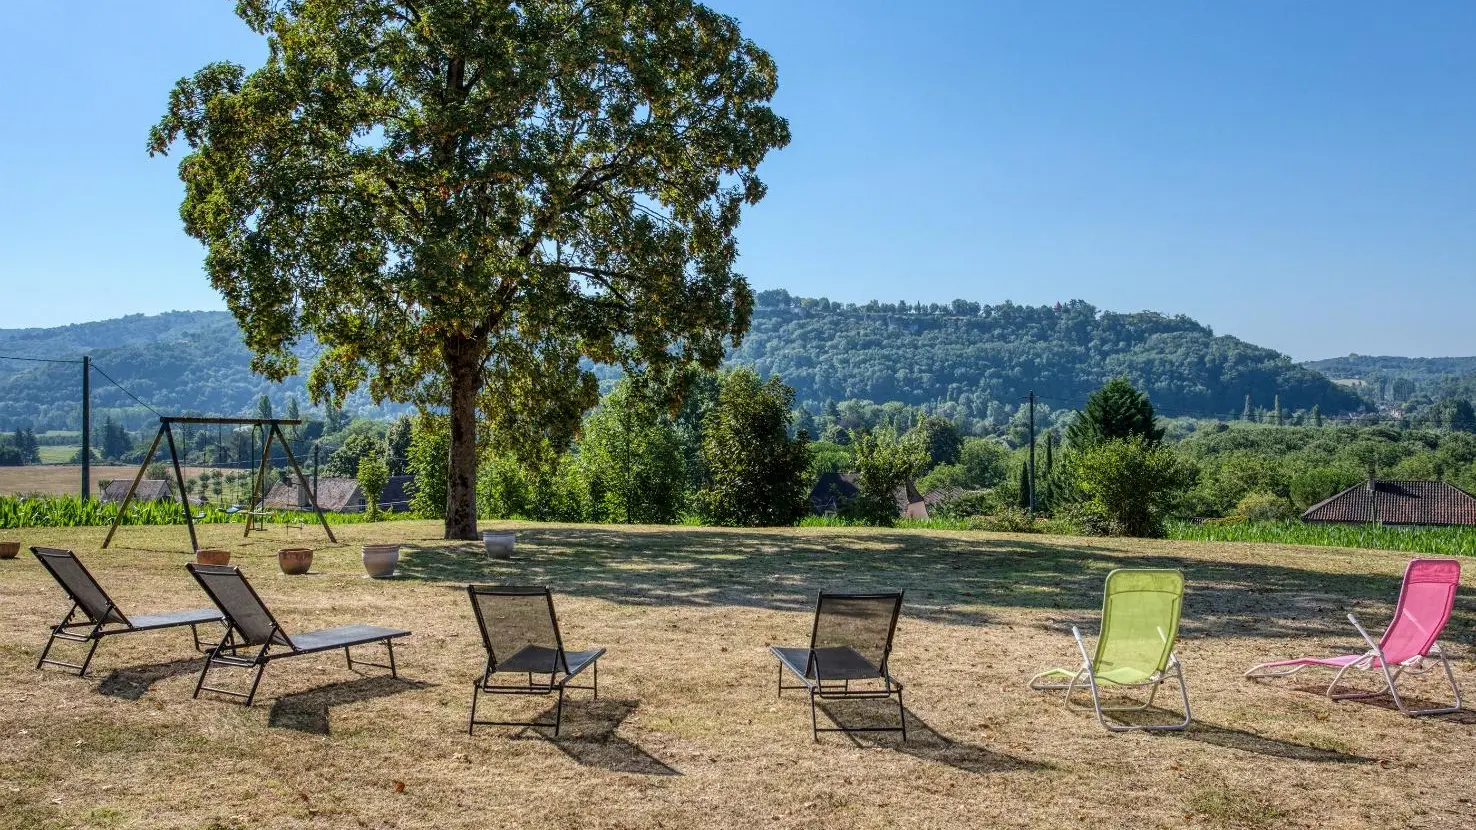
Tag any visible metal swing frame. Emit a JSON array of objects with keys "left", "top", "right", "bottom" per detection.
[{"left": 102, "top": 416, "right": 335, "bottom": 552}]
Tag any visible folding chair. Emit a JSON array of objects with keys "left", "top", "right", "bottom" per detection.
[
  {"left": 1029, "top": 569, "right": 1191, "bottom": 732},
  {"left": 1245, "top": 558, "right": 1462, "bottom": 716},
  {"left": 466, "top": 585, "right": 605, "bottom": 736},
  {"left": 186, "top": 563, "right": 409, "bottom": 706},
  {"left": 770, "top": 591, "right": 906, "bottom": 741},
  {"left": 32, "top": 547, "right": 222, "bottom": 676}
]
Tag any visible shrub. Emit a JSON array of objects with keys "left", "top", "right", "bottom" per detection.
[
  {"left": 1073, "top": 438, "right": 1195, "bottom": 537},
  {"left": 1232, "top": 491, "right": 1297, "bottom": 522}
]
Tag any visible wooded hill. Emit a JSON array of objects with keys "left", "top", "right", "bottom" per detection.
[
  {"left": 1, "top": 295, "right": 1369, "bottom": 431},
  {"left": 730, "top": 291, "right": 1365, "bottom": 421}
]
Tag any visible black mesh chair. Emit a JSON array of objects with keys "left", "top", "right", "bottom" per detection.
[
  {"left": 186, "top": 563, "right": 409, "bottom": 706},
  {"left": 32, "top": 547, "right": 222, "bottom": 676},
  {"left": 770, "top": 591, "right": 907, "bottom": 741},
  {"left": 467, "top": 585, "right": 605, "bottom": 736}
]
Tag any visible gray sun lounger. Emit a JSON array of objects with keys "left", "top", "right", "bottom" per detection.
[
  {"left": 770, "top": 590, "right": 907, "bottom": 741},
  {"left": 32, "top": 547, "right": 223, "bottom": 676},
  {"left": 467, "top": 585, "right": 605, "bottom": 736},
  {"left": 186, "top": 563, "right": 409, "bottom": 706}
]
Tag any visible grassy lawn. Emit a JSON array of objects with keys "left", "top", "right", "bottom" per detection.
[{"left": 2, "top": 522, "right": 1475, "bottom": 828}]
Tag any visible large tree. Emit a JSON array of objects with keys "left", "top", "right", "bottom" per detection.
[
  {"left": 1065, "top": 378, "right": 1165, "bottom": 450},
  {"left": 150, "top": 0, "right": 789, "bottom": 538}
]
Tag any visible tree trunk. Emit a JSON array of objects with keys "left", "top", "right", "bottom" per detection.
[{"left": 444, "top": 338, "right": 482, "bottom": 540}]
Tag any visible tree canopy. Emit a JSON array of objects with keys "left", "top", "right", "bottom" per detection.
[
  {"left": 1065, "top": 378, "right": 1165, "bottom": 450},
  {"left": 149, "top": 0, "right": 789, "bottom": 538}
]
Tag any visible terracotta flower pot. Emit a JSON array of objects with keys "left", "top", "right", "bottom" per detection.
[
  {"left": 195, "top": 548, "right": 231, "bottom": 566},
  {"left": 361, "top": 543, "right": 400, "bottom": 579},
  {"left": 481, "top": 531, "right": 515, "bottom": 559},
  {"left": 0, "top": 541, "right": 19, "bottom": 560},
  {"left": 278, "top": 547, "right": 314, "bottom": 575}
]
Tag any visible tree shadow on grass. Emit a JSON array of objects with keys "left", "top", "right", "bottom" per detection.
[
  {"left": 391, "top": 527, "right": 1476, "bottom": 643},
  {"left": 267, "top": 676, "right": 432, "bottom": 735},
  {"left": 97, "top": 657, "right": 204, "bottom": 700},
  {"left": 816, "top": 699, "right": 1049, "bottom": 774},
  {"left": 507, "top": 698, "right": 678, "bottom": 776}
]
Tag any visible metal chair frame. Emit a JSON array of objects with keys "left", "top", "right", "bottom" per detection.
[
  {"left": 187, "top": 564, "right": 404, "bottom": 706},
  {"left": 1245, "top": 612, "right": 1462, "bottom": 716},
  {"left": 773, "top": 591, "right": 907, "bottom": 741},
  {"left": 466, "top": 585, "right": 604, "bottom": 737},
  {"left": 32, "top": 547, "right": 219, "bottom": 676}
]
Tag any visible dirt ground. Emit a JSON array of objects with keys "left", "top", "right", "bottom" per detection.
[{"left": 1, "top": 521, "right": 1474, "bottom": 829}]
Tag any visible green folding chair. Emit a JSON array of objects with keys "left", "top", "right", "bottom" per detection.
[{"left": 1028, "top": 568, "right": 1191, "bottom": 732}]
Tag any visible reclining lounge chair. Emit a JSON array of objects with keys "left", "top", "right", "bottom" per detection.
[
  {"left": 1245, "top": 558, "right": 1462, "bottom": 716},
  {"left": 32, "top": 546, "right": 222, "bottom": 676},
  {"left": 186, "top": 563, "right": 409, "bottom": 706},
  {"left": 770, "top": 591, "right": 907, "bottom": 741},
  {"left": 466, "top": 585, "right": 605, "bottom": 736},
  {"left": 1029, "top": 568, "right": 1191, "bottom": 732}
]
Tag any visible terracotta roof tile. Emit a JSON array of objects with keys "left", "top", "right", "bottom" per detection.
[{"left": 1302, "top": 480, "right": 1476, "bottom": 526}]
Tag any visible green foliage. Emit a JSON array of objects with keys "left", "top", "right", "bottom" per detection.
[
  {"left": 323, "top": 425, "right": 386, "bottom": 478},
  {"left": 356, "top": 448, "right": 389, "bottom": 521},
  {"left": 478, "top": 447, "right": 590, "bottom": 523},
  {"left": 696, "top": 369, "right": 813, "bottom": 527},
  {"left": 725, "top": 293, "right": 1365, "bottom": 427},
  {"left": 916, "top": 416, "right": 962, "bottom": 470},
  {"left": 580, "top": 381, "right": 687, "bottom": 525},
  {"left": 846, "top": 428, "right": 928, "bottom": 526},
  {"left": 406, "top": 415, "right": 450, "bottom": 519},
  {"left": 957, "top": 438, "right": 1011, "bottom": 488},
  {"left": 385, "top": 415, "right": 413, "bottom": 476},
  {"left": 1232, "top": 491, "right": 1297, "bottom": 522},
  {"left": 1169, "top": 519, "right": 1476, "bottom": 556},
  {"left": 1065, "top": 378, "right": 1165, "bottom": 450},
  {"left": 1073, "top": 438, "right": 1196, "bottom": 537},
  {"left": 807, "top": 440, "right": 853, "bottom": 478},
  {"left": 149, "top": 1, "right": 788, "bottom": 539},
  {"left": 0, "top": 495, "right": 402, "bottom": 529}
]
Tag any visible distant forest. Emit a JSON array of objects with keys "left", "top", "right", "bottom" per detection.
[
  {"left": 0, "top": 295, "right": 1385, "bottom": 432},
  {"left": 724, "top": 291, "right": 1365, "bottom": 422}
]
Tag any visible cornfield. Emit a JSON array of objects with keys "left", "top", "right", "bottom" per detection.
[
  {"left": 0, "top": 496, "right": 407, "bottom": 530},
  {"left": 1167, "top": 519, "right": 1476, "bottom": 556}
]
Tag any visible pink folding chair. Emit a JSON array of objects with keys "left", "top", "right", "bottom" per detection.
[{"left": 1245, "top": 558, "right": 1463, "bottom": 716}]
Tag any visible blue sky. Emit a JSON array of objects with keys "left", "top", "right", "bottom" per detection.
[{"left": 1, "top": 1, "right": 1472, "bottom": 361}]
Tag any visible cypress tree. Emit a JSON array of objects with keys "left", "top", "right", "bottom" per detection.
[
  {"left": 1017, "top": 463, "right": 1031, "bottom": 510},
  {"left": 1273, "top": 394, "right": 1282, "bottom": 426},
  {"left": 1242, "top": 394, "right": 1253, "bottom": 421},
  {"left": 1311, "top": 404, "right": 1322, "bottom": 427}
]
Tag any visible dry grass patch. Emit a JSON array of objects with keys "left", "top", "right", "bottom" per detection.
[{"left": 2, "top": 522, "right": 1476, "bottom": 827}]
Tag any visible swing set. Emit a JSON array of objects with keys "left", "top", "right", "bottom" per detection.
[{"left": 102, "top": 416, "right": 336, "bottom": 552}]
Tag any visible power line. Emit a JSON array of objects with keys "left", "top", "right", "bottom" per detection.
[
  {"left": 88, "top": 364, "right": 163, "bottom": 419},
  {"left": 0, "top": 354, "right": 83, "bottom": 365}
]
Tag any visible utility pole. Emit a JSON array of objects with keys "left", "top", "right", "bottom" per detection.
[
  {"left": 81, "top": 356, "right": 91, "bottom": 501},
  {"left": 1027, "top": 390, "right": 1036, "bottom": 517}
]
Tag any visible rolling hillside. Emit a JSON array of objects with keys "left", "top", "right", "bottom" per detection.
[{"left": 0, "top": 295, "right": 1367, "bottom": 431}]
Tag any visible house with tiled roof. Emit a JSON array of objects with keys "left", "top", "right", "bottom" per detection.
[
  {"left": 100, "top": 479, "right": 173, "bottom": 504},
  {"left": 263, "top": 477, "right": 365, "bottom": 513},
  {"left": 1302, "top": 480, "right": 1476, "bottom": 527},
  {"left": 809, "top": 472, "right": 928, "bottom": 519}
]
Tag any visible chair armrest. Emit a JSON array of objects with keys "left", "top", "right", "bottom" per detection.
[
  {"left": 1346, "top": 613, "right": 1386, "bottom": 666},
  {"left": 1071, "top": 625, "right": 1094, "bottom": 670}
]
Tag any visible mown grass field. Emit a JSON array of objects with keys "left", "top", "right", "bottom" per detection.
[{"left": 2, "top": 522, "right": 1474, "bottom": 828}]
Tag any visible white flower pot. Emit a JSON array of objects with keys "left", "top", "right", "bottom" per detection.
[
  {"left": 362, "top": 543, "right": 401, "bottom": 578},
  {"left": 481, "top": 531, "right": 515, "bottom": 559}
]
